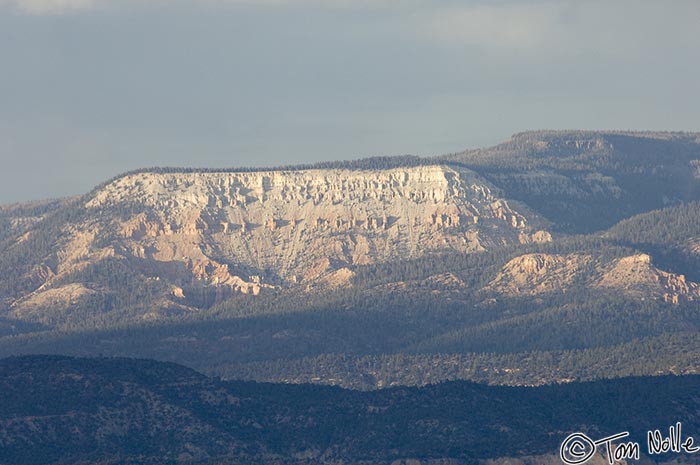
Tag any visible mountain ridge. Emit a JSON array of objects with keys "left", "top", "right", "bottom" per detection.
[
  {"left": 2, "top": 163, "right": 551, "bottom": 326},
  {"left": 1, "top": 130, "right": 700, "bottom": 389}
]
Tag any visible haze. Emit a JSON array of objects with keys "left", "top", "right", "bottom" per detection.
[{"left": 0, "top": 0, "right": 698, "bottom": 204}]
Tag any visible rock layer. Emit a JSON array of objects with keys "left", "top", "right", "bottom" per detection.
[
  {"left": 85, "top": 166, "right": 547, "bottom": 282},
  {"left": 7, "top": 165, "right": 549, "bottom": 320}
]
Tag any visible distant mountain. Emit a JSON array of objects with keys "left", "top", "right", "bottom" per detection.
[
  {"left": 2, "top": 355, "right": 700, "bottom": 465},
  {"left": 446, "top": 131, "right": 700, "bottom": 233},
  {"left": 1, "top": 131, "right": 700, "bottom": 389},
  {"left": 0, "top": 164, "right": 549, "bottom": 328}
]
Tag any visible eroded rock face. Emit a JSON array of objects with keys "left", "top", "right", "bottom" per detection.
[
  {"left": 85, "top": 166, "right": 547, "bottom": 282},
  {"left": 486, "top": 252, "right": 700, "bottom": 303},
  {"left": 486, "top": 253, "right": 591, "bottom": 296},
  {"left": 597, "top": 254, "right": 700, "bottom": 303},
  {"left": 8, "top": 165, "right": 550, "bottom": 320}
]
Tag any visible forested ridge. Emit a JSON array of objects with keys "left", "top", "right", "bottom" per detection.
[
  {"left": 1, "top": 131, "right": 700, "bottom": 388},
  {"left": 2, "top": 355, "right": 700, "bottom": 465}
]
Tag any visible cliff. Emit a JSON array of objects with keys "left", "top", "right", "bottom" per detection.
[{"left": 5, "top": 164, "right": 550, "bottom": 324}]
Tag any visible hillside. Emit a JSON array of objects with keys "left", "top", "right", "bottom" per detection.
[
  {"left": 447, "top": 131, "right": 700, "bottom": 233},
  {"left": 1, "top": 131, "right": 700, "bottom": 388},
  {"left": 2, "top": 355, "right": 700, "bottom": 465},
  {"left": 0, "top": 164, "right": 549, "bottom": 328}
]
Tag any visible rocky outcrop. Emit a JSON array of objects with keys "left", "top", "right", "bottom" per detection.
[
  {"left": 486, "top": 252, "right": 700, "bottom": 303},
  {"left": 4, "top": 165, "right": 549, "bottom": 321},
  {"left": 486, "top": 253, "right": 590, "bottom": 296},
  {"left": 84, "top": 166, "right": 547, "bottom": 284},
  {"left": 597, "top": 253, "right": 700, "bottom": 303}
]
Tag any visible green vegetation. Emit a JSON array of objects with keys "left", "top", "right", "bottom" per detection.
[
  {"left": 2, "top": 355, "right": 700, "bottom": 465},
  {"left": 216, "top": 332, "right": 700, "bottom": 389},
  {"left": 2, "top": 202, "right": 700, "bottom": 386},
  {"left": 2, "top": 131, "right": 700, "bottom": 389},
  {"left": 448, "top": 132, "right": 700, "bottom": 233}
]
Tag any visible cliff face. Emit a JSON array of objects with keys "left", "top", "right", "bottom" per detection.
[
  {"left": 86, "top": 165, "right": 549, "bottom": 282},
  {"left": 6, "top": 165, "right": 549, "bottom": 322}
]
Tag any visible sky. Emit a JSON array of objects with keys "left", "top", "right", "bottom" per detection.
[{"left": 0, "top": 0, "right": 699, "bottom": 204}]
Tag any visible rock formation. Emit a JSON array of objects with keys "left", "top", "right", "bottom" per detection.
[
  {"left": 6, "top": 165, "right": 550, "bottom": 319},
  {"left": 486, "top": 252, "right": 700, "bottom": 303}
]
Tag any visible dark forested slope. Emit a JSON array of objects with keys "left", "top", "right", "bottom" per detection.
[{"left": 2, "top": 355, "right": 700, "bottom": 465}]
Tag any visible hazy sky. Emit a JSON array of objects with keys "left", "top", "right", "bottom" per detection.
[{"left": 1, "top": 0, "right": 699, "bottom": 203}]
